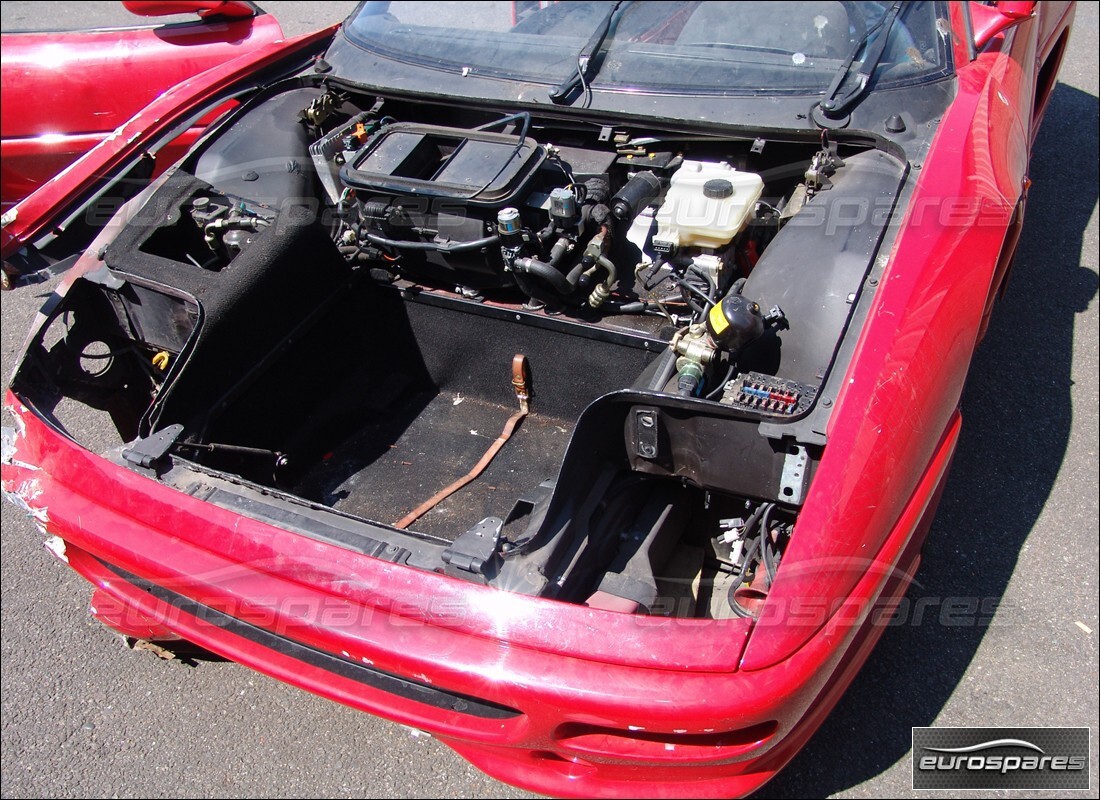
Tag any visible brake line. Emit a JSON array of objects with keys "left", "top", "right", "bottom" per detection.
[{"left": 393, "top": 354, "right": 530, "bottom": 530}]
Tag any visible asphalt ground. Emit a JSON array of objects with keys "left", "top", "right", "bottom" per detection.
[{"left": 2, "top": 3, "right": 1097, "bottom": 798}]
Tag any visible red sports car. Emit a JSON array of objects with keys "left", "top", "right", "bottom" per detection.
[{"left": 0, "top": 2, "right": 1077, "bottom": 797}]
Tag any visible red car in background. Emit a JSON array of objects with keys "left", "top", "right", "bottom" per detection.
[
  {"left": 0, "top": 1, "right": 283, "bottom": 212},
  {"left": 0, "top": 2, "right": 1077, "bottom": 797}
]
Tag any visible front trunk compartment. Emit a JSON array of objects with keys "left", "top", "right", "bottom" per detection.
[
  {"left": 9, "top": 80, "right": 906, "bottom": 619},
  {"left": 196, "top": 276, "right": 658, "bottom": 540}
]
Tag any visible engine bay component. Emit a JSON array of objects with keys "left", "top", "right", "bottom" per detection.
[
  {"left": 189, "top": 193, "right": 270, "bottom": 261},
  {"left": 73, "top": 86, "right": 883, "bottom": 548},
  {"left": 497, "top": 207, "right": 523, "bottom": 246},
  {"left": 670, "top": 323, "right": 718, "bottom": 397},
  {"left": 309, "top": 111, "right": 377, "bottom": 203},
  {"left": 720, "top": 373, "right": 818, "bottom": 416},
  {"left": 712, "top": 500, "right": 794, "bottom": 619},
  {"left": 653, "top": 160, "right": 763, "bottom": 254},
  {"left": 706, "top": 293, "right": 765, "bottom": 352},
  {"left": 669, "top": 286, "right": 769, "bottom": 398},
  {"left": 610, "top": 170, "right": 661, "bottom": 223},
  {"left": 341, "top": 122, "right": 545, "bottom": 203},
  {"left": 549, "top": 187, "right": 577, "bottom": 226}
]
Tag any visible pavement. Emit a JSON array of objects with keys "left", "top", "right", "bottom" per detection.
[{"left": 1, "top": 3, "right": 1097, "bottom": 798}]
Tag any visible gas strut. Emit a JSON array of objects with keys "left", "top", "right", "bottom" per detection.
[{"left": 175, "top": 441, "right": 288, "bottom": 470}]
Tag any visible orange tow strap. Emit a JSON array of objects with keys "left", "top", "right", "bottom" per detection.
[{"left": 394, "top": 355, "right": 530, "bottom": 530}]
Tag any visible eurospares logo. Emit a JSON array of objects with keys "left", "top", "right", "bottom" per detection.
[{"left": 912, "top": 727, "right": 1089, "bottom": 790}]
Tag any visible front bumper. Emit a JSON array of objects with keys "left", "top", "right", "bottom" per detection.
[{"left": 2, "top": 394, "right": 956, "bottom": 798}]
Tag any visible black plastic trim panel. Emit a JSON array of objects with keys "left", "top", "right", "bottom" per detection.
[{"left": 97, "top": 558, "right": 522, "bottom": 721}]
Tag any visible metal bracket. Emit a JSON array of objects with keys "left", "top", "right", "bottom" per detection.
[
  {"left": 442, "top": 517, "right": 504, "bottom": 583},
  {"left": 778, "top": 444, "right": 810, "bottom": 504},
  {"left": 122, "top": 424, "right": 184, "bottom": 468},
  {"left": 634, "top": 408, "right": 659, "bottom": 459}
]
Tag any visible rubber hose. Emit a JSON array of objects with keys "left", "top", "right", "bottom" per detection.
[
  {"left": 513, "top": 257, "right": 574, "bottom": 297},
  {"left": 512, "top": 269, "right": 560, "bottom": 307},
  {"left": 365, "top": 232, "right": 499, "bottom": 254}
]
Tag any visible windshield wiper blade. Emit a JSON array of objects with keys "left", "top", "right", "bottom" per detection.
[
  {"left": 818, "top": 0, "right": 904, "bottom": 119},
  {"left": 548, "top": 0, "right": 629, "bottom": 104}
]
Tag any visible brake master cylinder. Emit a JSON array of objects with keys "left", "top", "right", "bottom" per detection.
[{"left": 653, "top": 161, "right": 763, "bottom": 254}]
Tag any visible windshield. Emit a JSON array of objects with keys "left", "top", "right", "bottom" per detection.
[{"left": 344, "top": 1, "right": 950, "bottom": 96}]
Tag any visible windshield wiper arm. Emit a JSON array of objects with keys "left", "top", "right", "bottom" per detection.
[
  {"left": 818, "top": 0, "right": 904, "bottom": 119},
  {"left": 548, "top": 0, "right": 629, "bottom": 104}
]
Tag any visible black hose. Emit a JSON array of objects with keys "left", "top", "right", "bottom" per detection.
[
  {"left": 724, "top": 501, "right": 768, "bottom": 613},
  {"left": 705, "top": 363, "right": 734, "bottom": 400},
  {"left": 513, "top": 257, "right": 575, "bottom": 297},
  {"left": 365, "top": 232, "right": 499, "bottom": 254},
  {"left": 727, "top": 535, "right": 761, "bottom": 616},
  {"left": 605, "top": 301, "right": 647, "bottom": 314},
  {"left": 468, "top": 112, "right": 532, "bottom": 201},
  {"left": 474, "top": 111, "right": 531, "bottom": 132},
  {"left": 547, "top": 237, "right": 572, "bottom": 266},
  {"left": 674, "top": 276, "right": 716, "bottom": 310},
  {"left": 687, "top": 263, "right": 717, "bottom": 298},
  {"left": 728, "top": 594, "right": 755, "bottom": 618},
  {"left": 760, "top": 503, "right": 778, "bottom": 586},
  {"left": 510, "top": 271, "right": 548, "bottom": 306},
  {"left": 740, "top": 502, "right": 766, "bottom": 540}
]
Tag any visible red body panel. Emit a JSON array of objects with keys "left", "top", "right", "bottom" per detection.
[
  {"left": 0, "top": 2, "right": 1076, "bottom": 797},
  {"left": 743, "top": 1, "right": 1070, "bottom": 669},
  {"left": 0, "top": 10, "right": 283, "bottom": 208}
]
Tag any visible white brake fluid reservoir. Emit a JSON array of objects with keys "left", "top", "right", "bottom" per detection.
[{"left": 654, "top": 161, "right": 764, "bottom": 251}]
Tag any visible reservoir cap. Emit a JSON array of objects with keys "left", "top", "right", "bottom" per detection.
[{"left": 703, "top": 179, "right": 734, "bottom": 199}]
